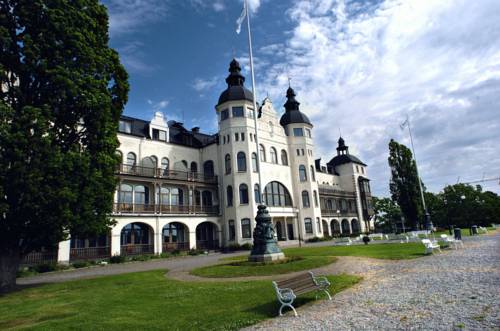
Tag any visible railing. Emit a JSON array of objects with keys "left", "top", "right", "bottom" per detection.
[
  {"left": 318, "top": 186, "right": 356, "bottom": 197},
  {"left": 21, "top": 250, "right": 58, "bottom": 266},
  {"left": 113, "top": 203, "right": 219, "bottom": 215},
  {"left": 320, "top": 209, "right": 358, "bottom": 217},
  {"left": 116, "top": 164, "right": 218, "bottom": 184},
  {"left": 162, "top": 242, "right": 190, "bottom": 252},
  {"left": 70, "top": 247, "right": 111, "bottom": 261},
  {"left": 196, "top": 240, "right": 220, "bottom": 250},
  {"left": 120, "top": 244, "right": 154, "bottom": 256}
]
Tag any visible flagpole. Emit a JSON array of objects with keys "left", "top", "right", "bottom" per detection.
[
  {"left": 245, "top": 0, "right": 264, "bottom": 204},
  {"left": 404, "top": 114, "right": 431, "bottom": 230}
]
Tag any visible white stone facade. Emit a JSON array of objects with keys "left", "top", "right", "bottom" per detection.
[{"left": 53, "top": 60, "right": 374, "bottom": 263}]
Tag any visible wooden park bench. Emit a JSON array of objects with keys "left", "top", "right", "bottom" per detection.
[
  {"left": 421, "top": 239, "right": 441, "bottom": 254},
  {"left": 272, "top": 271, "right": 332, "bottom": 317}
]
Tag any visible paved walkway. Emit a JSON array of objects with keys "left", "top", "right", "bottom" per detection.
[{"left": 245, "top": 233, "right": 500, "bottom": 330}]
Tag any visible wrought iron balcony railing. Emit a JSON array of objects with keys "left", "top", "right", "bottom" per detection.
[
  {"left": 116, "top": 164, "right": 218, "bottom": 184},
  {"left": 113, "top": 203, "right": 219, "bottom": 215}
]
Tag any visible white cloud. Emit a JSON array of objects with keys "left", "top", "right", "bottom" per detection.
[
  {"left": 192, "top": 76, "right": 219, "bottom": 92},
  {"left": 103, "top": 0, "right": 170, "bottom": 36},
  {"left": 118, "top": 41, "right": 156, "bottom": 75},
  {"left": 151, "top": 100, "right": 169, "bottom": 111},
  {"left": 257, "top": 0, "right": 500, "bottom": 195}
]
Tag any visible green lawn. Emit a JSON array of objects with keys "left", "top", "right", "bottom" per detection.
[
  {"left": 220, "top": 243, "right": 428, "bottom": 263},
  {"left": 191, "top": 256, "right": 336, "bottom": 278},
  {"left": 0, "top": 270, "right": 360, "bottom": 330},
  {"left": 433, "top": 226, "right": 497, "bottom": 237}
]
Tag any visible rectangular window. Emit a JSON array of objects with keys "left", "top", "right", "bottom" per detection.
[
  {"left": 153, "top": 129, "right": 166, "bottom": 141},
  {"left": 301, "top": 149, "right": 305, "bottom": 155},
  {"left": 235, "top": 133, "right": 239, "bottom": 141},
  {"left": 250, "top": 133, "right": 253, "bottom": 142},
  {"left": 221, "top": 109, "right": 229, "bottom": 120},
  {"left": 241, "top": 133, "right": 245, "bottom": 141},
  {"left": 293, "top": 128, "right": 304, "bottom": 136},
  {"left": 232, "top": 106, "right": 244, "bottom": 117},
  {"left": 241, "top": 219, "right": 251, "bottom": 238},
  {"left": 247, "top": 108, "right": 255, "bottom": 118},
  {"left": 305, "top": 128, "right": 312, "bottom": 138},
  {"left": 119, "top": 120, "right": 131, "bottom": 133},
  {"left": 304, "top": 218, "right": 313, "bottom": 234},
  {"left": 296, "top": 149, "right": 300, "bottom": 156},
  {"left": 228, "top": 220, "right": 235, "bottom": 241}
]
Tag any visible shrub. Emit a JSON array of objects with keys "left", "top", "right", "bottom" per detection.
[
  {"left": 362, "top": 236, "right": 370, "bottom": 245},
  {"left": 159, "top": 252, "right": 172, "bottom": 259},
  {"left": 72, "top": 261, "right": 91, "bottom": 269},
  {"left": 109, "top": 255, "right": 127, "bottom": 264},
  {"left": 239, "top": 243, "right": 252, "bottom": 250},
  {"left": 188, "top": 249, "right": 203, "bottom": 256},
  {"left": 131, "top": 254, "right": 155, "bottom": 261}
]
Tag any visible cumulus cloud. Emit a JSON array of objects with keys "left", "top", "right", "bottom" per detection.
[{"left": 257, "top": 0, "right": 500, "bottom": 195}]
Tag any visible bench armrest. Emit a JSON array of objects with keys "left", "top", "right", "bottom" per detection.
[
  {"left": 312, "top": 275, "right": 330, "bottom": 288},
  {"left": 277, "top": 288, "right": 296, "bottom": 302}
]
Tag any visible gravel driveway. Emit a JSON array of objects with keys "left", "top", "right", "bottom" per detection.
[{"left": 245, "top": 233, "right": 500, "bottom": 330}]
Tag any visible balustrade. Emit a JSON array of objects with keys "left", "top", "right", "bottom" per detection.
[{"left": 116, "top": 164, "right": 217, "bottom": 184}]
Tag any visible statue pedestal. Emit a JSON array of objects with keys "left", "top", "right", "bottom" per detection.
[
  {"left": 248, "top": 204, "right": 285, "bottom": 263},
  {"left": 248, "top": 252, "right": 285, "bottom": 263}
]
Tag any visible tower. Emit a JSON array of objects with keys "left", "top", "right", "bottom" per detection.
[
  {"left": 215, "top": 59, "right": 259, "bottom": 245},
  {"left": 279, "top": 87, "right": 322, "bottom": 239}
]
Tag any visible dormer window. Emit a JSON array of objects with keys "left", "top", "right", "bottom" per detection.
[
  {"left": 119, "top": 120, "right": 131, "bottom": 133},
  {"left": 153, "top": 129, "right": 167, "bottom": 141},
  {"left": 221, "top": 109, "right": 229, "bottom": 120},
  {"left": 293, "top": 128, "right": 304, "bottom": 136},
  {"left": 232, "top": 106, "right": 244, "bottom": 117}
]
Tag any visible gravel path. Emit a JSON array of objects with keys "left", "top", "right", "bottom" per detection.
[{"left": 244, "top": 233, "right": 500, "bottom": 331}]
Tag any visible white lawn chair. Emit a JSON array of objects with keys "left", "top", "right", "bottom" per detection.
[
  {"left": 421, "top": 239, "right": 441, "bottom": 254},
  {"left": 440, "top": 234, "right": 464, "bottom": 249}
]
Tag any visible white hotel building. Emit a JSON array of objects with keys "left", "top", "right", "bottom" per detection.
[{"left": 48, "top": 59, "right": 374, "bottom": 263}]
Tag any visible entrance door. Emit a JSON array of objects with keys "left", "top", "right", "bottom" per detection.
[
  {"left": 276, "top": 221, "right": 283, "bottom": 241},
  {"left": 287, "top": 223, "right": 294, "bottom": 240}
]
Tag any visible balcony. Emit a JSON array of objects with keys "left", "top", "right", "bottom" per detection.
[
  {"left": 318, "top": 186, "right": 356, "bottom": 197},
  {"left": 320, "top": 209, "right": 358, "bottom": 218},
  {"left": 116, "top": 164, "right": 218, "bottom": 184},
  {"left": 113, "top": 203, "right": 219, "bottom": 215}
]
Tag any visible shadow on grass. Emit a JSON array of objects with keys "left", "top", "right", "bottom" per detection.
[{"left": 245, "top": 296, "right": 320, "bottom": 318}]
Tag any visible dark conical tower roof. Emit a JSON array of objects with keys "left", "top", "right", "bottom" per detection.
[
  {"left": 327, "top": 136, "right": 366, "bottom": 169},
  {"left": 217, "top": 58, "right": 254, "bottom": 106},
  {"left": 279, "top": 86, "right": 312, "bottom": 127}
]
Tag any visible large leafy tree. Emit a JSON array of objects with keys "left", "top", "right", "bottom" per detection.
[
  {"left": 0, "top": 0, "right": 128, "bottom": 292},
  {"left": 388, "top": 139, "right": 423, "bottom": 230},
  {"left": 372, "top": 196, "right": 402, "bottom": 233}
]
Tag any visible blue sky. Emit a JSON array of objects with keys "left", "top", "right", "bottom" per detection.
[{"left": 103, "top": 0, "right": 500, "bottom": 197}]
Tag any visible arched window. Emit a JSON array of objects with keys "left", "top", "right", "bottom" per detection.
[
  {"left": 252, "top": 152, "right": 258, "bottom": 172},
  {"left": 134, "top": 185, "right": 148, "bottom": 205},
  {"left": 254, "top": 184, "right": 261, "bottom": 204},
  {"left": 270, "top": 147, "right": 278, "bottom": 164},
  {"left": 127, "top": 152, "right": 136, "bottom": 166},
  {"left": 228, "top": 220, "right": 235, "bottom": 241},
  {"left": 259, "top": 144, "right": 266, "bottom": 162},
  {"left": 190, "top": 161, "right": 198, "bottom": 173},
  {"left": 310, "top": 165, "right": 316, "bottom": 181},
  {"left": 239, "top": 184, "right": 249, "bottom": 204},
  {"left": 225, "top": 154, "right": 231, "bottom": 174},
  {"left": 203, "top": 160, "right": 214, "bottom": 176},
  {"left": 226, "top": 185, "right": 233, "bottom": 206},
  {"left": 304, "top": 218, "right": 313, "bottom": 234},
  {"left": 281, "top": 150, "right": 288, "bottom": 165},
  {"left": 159, "top": 187, "right": 169, "bottom": 205},
  {"left": 237, "top": 152, "right": 247, "bottom": 172},
  {"left": 161, "top": 157, "right": 169, "bottom": 174},
  {"left": 171, "top": 188, "right": 183, "bottom": 205},
  {"left": 299, "top": 165, "right": 307, "bottom": 181},
  {"left": 302, "top": 190, "right": 310, "bottom": 208},
  {"left": 119, "top": 184, "right": 133, "bottom": 203},
  {"left": 313, "top": 190, "right": 319, "bottom": 207},
  {"left": 263, "top": 181, "right": 292, "bottom": 207}
]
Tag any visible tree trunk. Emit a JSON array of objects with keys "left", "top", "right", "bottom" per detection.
[{"left": 0, "top": 248, "right": 20, "bottom": 293}]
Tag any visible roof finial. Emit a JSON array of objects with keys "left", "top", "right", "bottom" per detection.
[
  {"left": 232, "top": 47, "right": 236, "bottom": 59},
  {"left": 288, "top": 75, "right": 291, "bottom": 88}
]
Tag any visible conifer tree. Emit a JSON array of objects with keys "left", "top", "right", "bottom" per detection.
[
  {"left": 388, "top": 139, "right": 423, "bottom": 230},
  {"left": 0, "top": 0, "right": 128, "bottom": 292}
]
